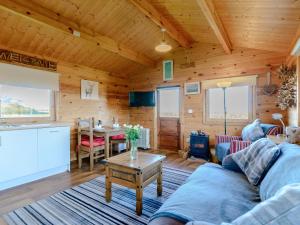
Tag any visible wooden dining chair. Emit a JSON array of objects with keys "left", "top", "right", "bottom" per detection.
[
  {"left": 77, "top": 118, "right": 105, "bottom": 171},
  {"left": 110, "top": 134, "right": 128, "bottom": 156}
]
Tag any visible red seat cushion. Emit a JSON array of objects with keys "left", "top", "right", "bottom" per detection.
[
  {"left": 81, "top": 135, "right": 105, "bottom": 147},
  {"left": 111, "top": 134, "right": 126, "bottom": 140}
]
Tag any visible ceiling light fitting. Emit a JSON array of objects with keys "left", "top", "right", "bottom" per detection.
[{"left": 155, "top": 28, "right": 172, "bottom": 53}]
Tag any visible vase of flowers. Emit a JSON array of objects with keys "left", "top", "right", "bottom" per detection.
[{"left": 124, "top": 124, "right": 142, "bottom": 160}]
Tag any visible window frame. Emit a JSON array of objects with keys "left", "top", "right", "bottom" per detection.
[
  {"left": 203, "top": 84, "right": 256, "bottom": 125},
  {"left": 0, "top": 86, "right": 56, "bottom": 123}
]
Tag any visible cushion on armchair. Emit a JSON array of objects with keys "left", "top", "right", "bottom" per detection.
[
  {"left": 229, "top": 140, "right": 251, "bottom": 154},
  {"left": 232, "top": 138, "right": 281, "bottom": 186},
  {"left": 241, "top": 119, "right": 264, "bottom": 142}
]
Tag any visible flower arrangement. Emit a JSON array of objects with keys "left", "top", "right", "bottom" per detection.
[
  {"left": 123, "top": 124, "right": 143, "bottom": 141},
  {"left": 123, "top": 124, "right": 143, "bottom": 160}
]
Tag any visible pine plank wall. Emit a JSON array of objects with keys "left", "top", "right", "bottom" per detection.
[{"left": 129, "top": 43, "right": 288, "bottom": 150}]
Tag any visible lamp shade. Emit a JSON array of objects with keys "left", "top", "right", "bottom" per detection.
[
  {"left": 155, "top": 41, "right": 172, "bottom": 53},
  {"left": 217, "top": 81, "right": 232, "bottom": 88},
  {"left": 272, "top": 113, "right": 283, "bottom": 120}
]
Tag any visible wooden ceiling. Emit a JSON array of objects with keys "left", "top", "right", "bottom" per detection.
[{"left": 0, "top": 0, "right": 299, "bottom": 75}]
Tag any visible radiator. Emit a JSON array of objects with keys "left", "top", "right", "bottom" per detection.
[{"left": 137, "top": 128, "right": 150, "bottom": 149}]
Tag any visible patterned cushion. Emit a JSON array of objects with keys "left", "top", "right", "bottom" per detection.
[
  {"left": 241, "top": 119, "right": 264, "bottom": 142},
  {"left": 232, "top": 138, "right": 281, "bottom": 186},
  {"left": 222, "top": 154, "right": 243, "bottom": 173},
  {"left": 224, "top": 184, "right": 300, "bottom": 225},
  {"left": 230, "top": 140, "right": 251, "bottom": 154}
]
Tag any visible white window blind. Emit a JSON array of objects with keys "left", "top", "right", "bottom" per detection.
[{"left": 0, "top": 63, "right": 59, "bottom": 91}]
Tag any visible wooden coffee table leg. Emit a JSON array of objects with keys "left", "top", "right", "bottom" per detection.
[
  {"left": 136, "top": 171, "right": 143, "bottom": 215},
  {"left": 105, "top": 166, "right": 112, "bottom": 202},
  {"left": 157, "top": 163, "right": 162, "bottom": 196}
]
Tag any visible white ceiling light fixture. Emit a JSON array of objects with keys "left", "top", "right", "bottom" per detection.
[{"left": 155, "top": 28, "right": 172, "bottom": 53}]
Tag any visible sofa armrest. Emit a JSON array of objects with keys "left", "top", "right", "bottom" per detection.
[
  {"left": 215, "top": 135, "right": 242, "bottom": 145},
  {"left": 229, "top": 140, "right": 251, "bottom": 154}
]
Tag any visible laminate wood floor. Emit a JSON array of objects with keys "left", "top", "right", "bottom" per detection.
[{"left": 0, "top": 150, "right": 205, "bottom": 224}]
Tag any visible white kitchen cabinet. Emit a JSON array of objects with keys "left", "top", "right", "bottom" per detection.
[
  {"left": 0, "top": 129, "right": 38, "bottom": 183},
  {"left": 0, "top": 125, "right": 70, "bottom": 191},
  {"left": 38, "top": 127, "right": 70, "bottom": 172}
]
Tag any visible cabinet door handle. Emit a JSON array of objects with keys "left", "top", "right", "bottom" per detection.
[{"left": 0, "top": 136, "right": 1, "bottom": 147}]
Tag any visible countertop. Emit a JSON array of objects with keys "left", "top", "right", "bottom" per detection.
[{"left": 0, "top": 122, "right": 71, "bottom": 131}]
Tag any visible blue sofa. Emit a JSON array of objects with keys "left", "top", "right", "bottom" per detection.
[
  {"left": 215, "top": 124, "right": 279, "bottom": 162},
  {"left": 149, "top": 143, "right": 300, "bottom": 225}
]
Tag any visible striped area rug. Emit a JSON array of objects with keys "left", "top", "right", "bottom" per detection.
[{"left": 4, "top": 167, "right": 191, "bottom": 225}]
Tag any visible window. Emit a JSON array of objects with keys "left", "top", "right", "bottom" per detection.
[
  {"left": 205, "top": 85, "right": 253, "bottom": 124},
  {"left": 158, "top": 88, "right": 180, "bottom": 118},
  {"left": 0, "top": 84, "right": 53, "bottom": 119}
]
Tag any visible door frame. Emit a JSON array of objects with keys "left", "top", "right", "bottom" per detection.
[{"left": 155, "top": 85, "right": 184, "bottom": 150}]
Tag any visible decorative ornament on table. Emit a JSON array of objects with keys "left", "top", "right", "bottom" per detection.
[
  {"left": 277, "top": 64, "right": 297, "bottom": 110},
  {"left": 123, "top": 124, "right": 143, "bottom": 160},
  {"left": 262, "top": 71, "right": 278, "bottom": 96}
]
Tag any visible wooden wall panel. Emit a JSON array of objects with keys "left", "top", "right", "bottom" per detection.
[
  {"left": 129, "top": 43, "right": 287, "bottom": 149},
  {"left": 57, "top": 63, "right": 129, "bottom": 161}
]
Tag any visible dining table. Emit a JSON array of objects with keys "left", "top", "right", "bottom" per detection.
[{"left": 92, "top": 127, "right": 126, "bottom": 158}]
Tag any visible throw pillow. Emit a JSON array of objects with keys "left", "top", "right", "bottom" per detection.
[
  {"left": 230, "top": 140, "right": 251, "bottom": 154},
  {"left": 232, "top": 138, "right": 281, "bottom": 186},
  {"left": 222, "top": 154, "right": 243, "bottom": 173},
  {"left": 224, "top": 184, "right": 300, "bottom": 225},
  {"left": 241, "top": 119, "right": 264, "bottom": 142}
]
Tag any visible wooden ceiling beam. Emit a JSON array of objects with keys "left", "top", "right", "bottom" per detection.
[
  {"left": 196, "top": 0, "right": 232, "bottom": 54},
  {"left": 0, "top": 0, "right": 155, "bottom": 67},
  {"left": 128, "top": 0, "right": 192, "bottom": 48}
]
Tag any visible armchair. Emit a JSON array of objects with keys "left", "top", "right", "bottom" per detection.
[{"left": 215, "top": 124, "right": 282, "bottom": 162}]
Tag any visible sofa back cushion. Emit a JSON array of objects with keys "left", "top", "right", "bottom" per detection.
[
  {"left": 260, "top": 143, "right": 300, "bottom": 201},
  {"left": 232, "top": 138, "right": 281, "bottom": 186}
]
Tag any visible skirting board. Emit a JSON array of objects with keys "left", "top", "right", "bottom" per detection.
[{"left": 0, "top": 164, "right": 70, "bottom": 191}]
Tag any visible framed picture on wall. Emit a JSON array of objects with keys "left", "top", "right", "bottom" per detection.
[
  {"left": 163, "top": 60, "right": 173, "bottom": 81},
  {"left": 81, "top": 79, "right": 99, "bottom": 100},
  {"left": 185, "top": 82, "right": 200, "bottom": 95}
]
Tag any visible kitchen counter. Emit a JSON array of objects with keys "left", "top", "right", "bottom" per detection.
[{"left": 0, "top": 122, "right": 71, "bottom": 131}]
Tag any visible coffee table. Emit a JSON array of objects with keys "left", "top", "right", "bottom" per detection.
[{"left": 104, "top": 151, "right": 166, "bottom": 215}]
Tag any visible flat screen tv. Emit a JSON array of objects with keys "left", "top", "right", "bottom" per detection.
[{"left": 129, "top": 91, "right": 155, "bottom": 107}]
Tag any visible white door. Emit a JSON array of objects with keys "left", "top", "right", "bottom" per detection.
[
  {"left": 37, "top": 127, "right": 70, "bottom": 172},
  {"left": 0, "top": 129, "right": 38, "bottom": 183}
]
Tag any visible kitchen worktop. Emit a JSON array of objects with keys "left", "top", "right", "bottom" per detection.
[{"left": 0, "top": 122, "right": 71, "bottom": 131}]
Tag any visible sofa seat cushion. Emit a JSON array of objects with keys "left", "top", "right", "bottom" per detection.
[
  {"left": 215, "top": 143, "right": 231, "bottom": 162},
  {"left": 260, "top": 143, "right": 300, "bottom": 201},
  {"left": 150, "top": 163, "right": 259, "bottom": 224}
]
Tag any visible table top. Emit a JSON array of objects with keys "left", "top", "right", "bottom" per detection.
[
  {"left": 267, "top": 135, "right": 287, "bottom": 144},
  {"left": 105, "top": 152, "right": 166, "bottom": 170}
]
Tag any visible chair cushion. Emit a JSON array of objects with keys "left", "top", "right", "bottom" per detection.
[
  {"left": 229, "top": 184, "right": 300, "bottom": 225},
  {"left": 230, "top": 140, "right": 251, "bottom": 154},
  {"left": 241, "top": 119, "right": 264, "bottom": 142},
  {"left": 232, "top": 138, "right": 281, "bottom": 186},
  {"left": 81, "top": 135, "right": 105, "bottom": 147},
  {"left": 215, "top": 143, "right": 231, "bottom": 162},
  {"left": 150, "top": 163, "right": 259, "bottom": 224},
  {"left": 260, "top": 143, "right": 300, "bottom": 201},
  {"left": 111, "top": 134, "right": 126, "bottom": 140}
]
